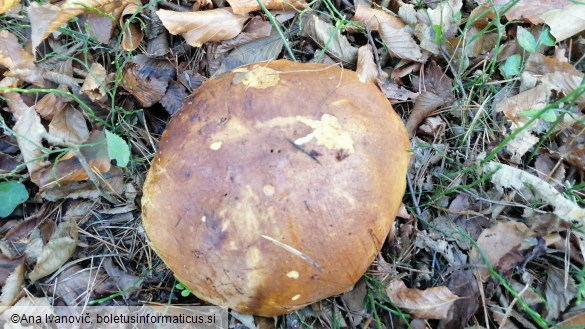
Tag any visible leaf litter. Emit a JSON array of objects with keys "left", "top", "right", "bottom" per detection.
[{"left": 1, "top": 0, "right": 585, "bottom": 328}]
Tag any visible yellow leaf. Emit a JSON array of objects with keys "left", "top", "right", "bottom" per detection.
[{"left": 0, "top": 0, "right": 18, "bottom": 14}]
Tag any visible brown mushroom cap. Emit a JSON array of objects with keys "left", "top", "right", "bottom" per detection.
[{"left": 142, "top": 60, "right": 410, "bottom": 317}]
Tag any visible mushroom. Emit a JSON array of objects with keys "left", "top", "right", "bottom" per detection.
[{"left": 142, "top": 60, "right": 410, "bottom": 317}]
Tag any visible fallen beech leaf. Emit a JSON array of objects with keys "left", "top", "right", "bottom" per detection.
[
  {"left": 103, "top": 258, "right": 141, "bottom": 297},
  {"left": 157, "top": 8, "right": 249, "bottom": 47},
  {"left": 356, "top": 44, "right": 379, "bottom": 83},
  {"left": 226, "top": 0, "right": 307, "bottom": 15},
  {"left": 301, "top": 14, "right": 358, "bottom": 64},
  {"left": 406, "top": 91, "right": 444, "bottom": 137},
  {"left": 28, "top": 218, "right": 78, "bottom": 281},
  {"left": 119, "top": 2, "right": 144, "bottom": 51},
  {"left": 493, "top": 0, "right": 572, "bottom": 24},
  {"left": 379, "top": 23, "right": 423, "bottom": 61},
  {"left": 0, "top": 257, "right": 24, "bottom": 307},
  {"left": 4, "top": 93, "right": 50, "bottom": 178},
  {"left": 48, "top": 107, "right": 90, "bottom": 145},
  {"left": 85, "top": 13, "right": 115, "bottom": 44},
  {"left": 469, "top": 221, "right": 534, "bottom": 281},
  {"left": 543, "top": 5, "right": 585, "bottom": 42},
  {"left": 40, "top": 167, "right": 125, "bottom": 201},
  {"left": 340, "top": 279, "right": 367, "bottom": 326},
  {"left": 38, "top": 130, "right": 110, "bottom": 188},
  {"left": 484, "top": 162, "right": 585, "bottom": 225},
  {"left": 80, "top": 63, "right": 110, "bottom": 102},
  {"left": 0, "top": 30, "right": 43, "bottom": 86},
  {"left": 51, "top": 265, "right": 115, "bottom": 306},
  {"left": 27, "top": 2, "right": 61, "bottom": 51},
  {"left": 121, "top": 54, "right": 175, "bottom": 107},
  {"left": 36, "top": 88, "right": 69, "bottom": 120},
  {"left": 558, "top": 123, "right": 585, "bottom": 171},
  {"left": 352, "top": 5, "right": 405, "bottom": 31},
  {"left": 377, "top": 79, "right": 419, "bottom": 101},
  {"left": 0, "top": 0, "right": 18, "bottom": 14},
  {"left": 38, "top": 0, "right": 137, "bottom": 45},
  {"left": 555, "top": 312, "right": 585, "bottom": 328},
  {"left": 545, "top": 266, "right": 577, "bottom": 320},
  {"left": 386, "top": 280, "right": 460, "bottom": 320},
  {"left": 160, "top": 80, "right": 188, "bottom": 116}
]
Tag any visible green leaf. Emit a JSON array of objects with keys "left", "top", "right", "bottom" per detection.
[
  {"left": 539, "top": 27, "right": 556, "bottom": 47},
  {"left": 517, "top": 26, "right": 537, "bottom": 53},
  {"left": 500, "top": 54, "right": 522, "bottom": 79},
  {"left": 181, "top": 289, "right": 191, "bottom": 297},
  {"left": 432, "top": 24, "right": 444, "bottom": 44},
  {"left": 0, "top": 181, "right": 29, "bottom": 218},
  {"left": 105, "top": 129, "right": 130, "bottom": 167}
]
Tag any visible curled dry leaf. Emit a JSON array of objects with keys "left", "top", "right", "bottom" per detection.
[
  {"left": 301, "top": 14, "right": 358, "bottom": 64},
  {"left": 0, "top": 30, "right": 43, "bottom": 86},
  {"left": 406, "top": 91, "right": 444, "bottom": 137},
  {"left": 469, "top": 221, "right": 535, "bottom": 281},
  {"left": 356, "top": 44, "right": 379, "bottom": 83},
  {"left": 386, "top": 280, "right": 460, "bottom": 320},
  {"left": 160, "top": 80, "right": 188, "bottom": 116},
  {"left": 119, "top": 2, "right": 144, "bottom": 51},
  {"left": 4, "top": 93, "right": 50, "bottom": 179},
  {"left": 157, "top": 8, "right": 249, "bottom": 47},
  {"left": 40, "top": 166, "right": 125, "bottom": 201},
  {"left": 28, "top": 218, "right": 78, "bottom": 281},
  {"left": 80, "top": 63, "right": 110, "bottom": 103},
  {"left": 484, "top": 162, "right": 585, "bottom": 225},
  {"left": 0, "top": 255, "right": 24, "bottom": 307},
  {"left": 493, "top": 0, "right": 572, "bottom": 24},
  {"left": 226, "top": 0, "right": 307, "bottom": 15}
]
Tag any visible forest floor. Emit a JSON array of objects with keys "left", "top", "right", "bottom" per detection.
[{"left": 1, "top": 0, "right": 585, "bottom": 328}]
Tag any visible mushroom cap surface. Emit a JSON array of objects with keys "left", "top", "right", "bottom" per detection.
[{"left": 142, "top": 60, "right": 410, "bottom": 316}]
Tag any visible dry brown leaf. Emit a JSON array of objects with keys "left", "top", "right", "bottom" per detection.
[
  {"left": 469, "top": 221, "right": 534, "bottom": 281},
  {"left": 558, "top": 123, "right": 585, "bottom": 171},
  {"left": 27, "top": 2, "right": 60, "bottom": 51},
  {"left": 121, "top": 55, "right": 175, "bottom": 107},
  {"left": 51, "top": 265, "right": 115, "bottom": 306},
  {"left": 38, "top": 0, "right": 138, "bottom": 46},
  {"left": 356, "top": 44, "right": 378, "bottom": 83},
  {"left": 103, "top": 258, "right": 141, "bottom": 297},
  {"left": 301, "top": 14, "right": 358, "bottom": 64},
  {"left": 48, "top": 107, "right": 90, "bottom": 145},
  {"left": 0, "top": 255, "right": 24, "bottom": 307},
  {"left": 226, "top": 0, "right": 307, "bottom": 15},
  {"left": 484, "top": 162, "right": 585, "bottom": 225},
  {"left": 379, "top": 23, "right": 423, "bottom": 61},
  {"left": 119, "top": 2, "right": 144, "bottom": 51},
  {"left": 406, "top": 91, "right": 444, "bottom": 137},
  {"left": 555, "top": 312, "right": 585, "bottom": 328},
  {"left": 545, "top": 266, "right": 577, "bottom": 320},
  {"left": 37, "top": 129, "right": 111, "bottom": 188},
  {"left": 0, "top": 0, "right": 18, "bottom": 14},
  {"left": 80, "top": 63, "right": 109, "bottom": 102},
  {"left": 4, "top": 93, "right": 50, "bottom": 178},
  {"left": 157, "top": 8, "right": 249, "bottom": 47},
  {"left": 492, "top": 0, "right": 572, "bottom": 24},
  {"left": 85, "top": 13, "right": 115, "bottom": 44},
  {"left": 40, "top": 166, "right": 125, "bottom": 201},
  {"left": 377, "top": 79, "right": 419, "bottom": 101},
  {"left": 28, "top": 218, "right": 78, "bottom": 281},
  {"left": 386, "top": 280, "right": 460, "bottom": 320},
  {"left": 160, "top": 80, "right": 188, "bottom": 116},
  {"left": 352, "top": 5, "right": 405, "bottom": 31},
  {"left": 340, "top": 279, "right": 367, "bottom": 326},
  {"left": 0, "top": 30, "right": 43, "bottom": 86},
  {"left": 543, "top": 5, "right": 585, "bottom": 42},
  {"left": 36, "top": 88, "right": 69, "bottom": 120}
]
